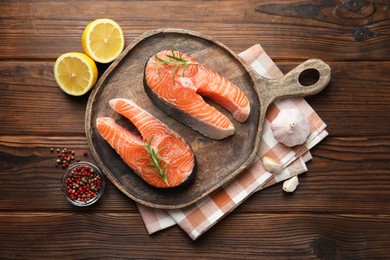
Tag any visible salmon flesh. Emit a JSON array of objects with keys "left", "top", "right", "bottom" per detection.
[
  {"left": 144, "top": 50, "right": 250, "bottom": 140},
  {"left": 96, "top": 98, "right": 196, "bottom": 188}
]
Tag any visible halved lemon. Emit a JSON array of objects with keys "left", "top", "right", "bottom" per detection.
[
  {"left": 54, "top": 52, "right": 98, "bottom": 96},
  {"left": 82, "top": 18, "right": 124, "bottom": 63}
]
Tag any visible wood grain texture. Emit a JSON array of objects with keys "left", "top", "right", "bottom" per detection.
[
  {"left": 0, "top": 136, "right": 388, "bottom": 215},
  {"left": 239, "top": 136, "right": 390, "bottom": 214},
  {"left": 0, "top": 1, "right": 388, "bottom": 61},
  {"left": 1, "top": 61, "right": 389, "bottom": 136},
  {"left": 0, "top": 213, "right": 389, "bottom": 259},
  {"left": 1, "top": 0, "right": 389, "bottom": 258},
  {"left": 85, "top": 29, "right": 330, "bottom": 209},
  {"left": 86, "top": 29, "right": 262, "bottom": 209}
]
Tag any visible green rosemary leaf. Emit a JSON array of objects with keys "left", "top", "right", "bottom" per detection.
[
  {"left": 141, "top": 137, "right": 170, "bottom": 186},
  {"left": 166, "top": 54, "right": 187, "bottom": 63},
  {"left": 154, "top": 50, "right": 198, "bottom": 84},
  {"left": 182, "top": 63, "right": 190, "bottom": 77},
  {"left": 154, "top": 53, "right": 170, "bottom": 65}
]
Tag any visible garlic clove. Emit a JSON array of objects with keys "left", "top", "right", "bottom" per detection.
[
  {"left": 271, "top": 108, "right": 311, "bottom": 147},
  {"left": 261, "top": 156, "right": 283, "bottom": 174},
  {"left": 283, "top": 176, "right": 299, "bottom": 192}
]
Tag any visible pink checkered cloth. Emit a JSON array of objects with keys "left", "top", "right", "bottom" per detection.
[{"left": 137, "top": 44, "right": 329, "bottom": 240}]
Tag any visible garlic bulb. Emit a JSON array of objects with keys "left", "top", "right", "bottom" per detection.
[
  {"left": 261, "top": 156, "right": 283, "bottom": 174},
  {"left": 283, "top": 176, "right": 299, "bottom": 192},
  {"left": 271, "top": 108, "right": 310, "bottom": 147}
]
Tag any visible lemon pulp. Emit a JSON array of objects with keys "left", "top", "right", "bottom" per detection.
[
  {"left": 82, "top": 18, "right": 124, "bottom": 63},
  {"left": 54, "top": 52, "right": 98, "bottom": 96}
]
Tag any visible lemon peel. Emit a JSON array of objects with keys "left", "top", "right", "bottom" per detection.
[
  {"left": 82, "top": 18, "right": 124, "bottom": 63},
  {"left": 54, "top": 52, "right": 98, "bottom": 96}
]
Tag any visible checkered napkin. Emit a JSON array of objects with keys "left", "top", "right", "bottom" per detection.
[{"left": 137, "top": 44, "right": 329, "bottom": 240}]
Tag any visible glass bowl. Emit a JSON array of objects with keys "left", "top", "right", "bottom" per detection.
[{"left": 61, "top": 161, "right": 105, "bottom": 207}]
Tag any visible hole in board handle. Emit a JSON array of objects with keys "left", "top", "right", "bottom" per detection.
[{"left": 298, "top": 68, "right": 320, "bottom": 86}]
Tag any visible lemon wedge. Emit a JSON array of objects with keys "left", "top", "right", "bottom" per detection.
[
  {"left": 54, "top": 52, "right": 98, "bottom": 96},
  {"left": 82, "top": 18, "right": 124, "bottom": 63}
]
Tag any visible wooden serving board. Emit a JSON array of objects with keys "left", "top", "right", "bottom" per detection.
[{"left": 85, "top": 28, "right": 330, "bottom": 209}]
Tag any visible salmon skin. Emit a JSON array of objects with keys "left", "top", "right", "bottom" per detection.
[
  {"left": 144, "top": 50, "right": 250, "bottom": 140},
  {"left": 96, "top": 98, "right": 196, "bottom": 189}
]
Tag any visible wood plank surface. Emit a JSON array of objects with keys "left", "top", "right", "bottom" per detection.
[
  {"left": 0, "top": 0, "right": 389, "bottom": 259},
  {"left": 0, "top": 213, "right": 389, "bottom": 259},
  {"left": 0, "top": 1, "right": 389, "bottom": 61},
  {"left": 0, "top": 135, "right": 389, "bottom": 214},
  {"left": 1, "top": 61, "right": 389, "bottom": 136}
]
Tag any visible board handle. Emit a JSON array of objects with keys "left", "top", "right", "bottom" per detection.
[{"left": 256, "top": 59, "right": 331, "bottom": 110}]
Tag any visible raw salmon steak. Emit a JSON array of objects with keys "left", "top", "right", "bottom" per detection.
[
  {"left": 144, "top": 50, "right": 250, "bottom": 140},
  {"left": 96, "top": 98, "right": 196, "bottom": 188}
]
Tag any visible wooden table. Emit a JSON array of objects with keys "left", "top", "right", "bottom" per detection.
[{"left": 1, "top": 1, "right": 389, "bottom": 259}]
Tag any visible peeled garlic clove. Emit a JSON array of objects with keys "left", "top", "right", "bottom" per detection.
[
  {"left": 271, "top": 108, "right": 311, "bottom": 147},
  {"left": 261, "top": 156, "right": 283, "bottom": 174},
  {"left": 283, "top": 176, "right": 299, "bottom": 192}
]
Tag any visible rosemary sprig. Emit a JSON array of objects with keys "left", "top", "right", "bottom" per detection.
[
  {"left": 140, "top": 137, "right": 170, "bottom": 186},
  {"left": 154, "top": 49, "right": 198, "bottom": 83}
]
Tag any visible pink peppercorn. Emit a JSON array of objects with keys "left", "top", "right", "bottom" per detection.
[{"left": 62, "top": 162, "right": 104, "bottom": 206}]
